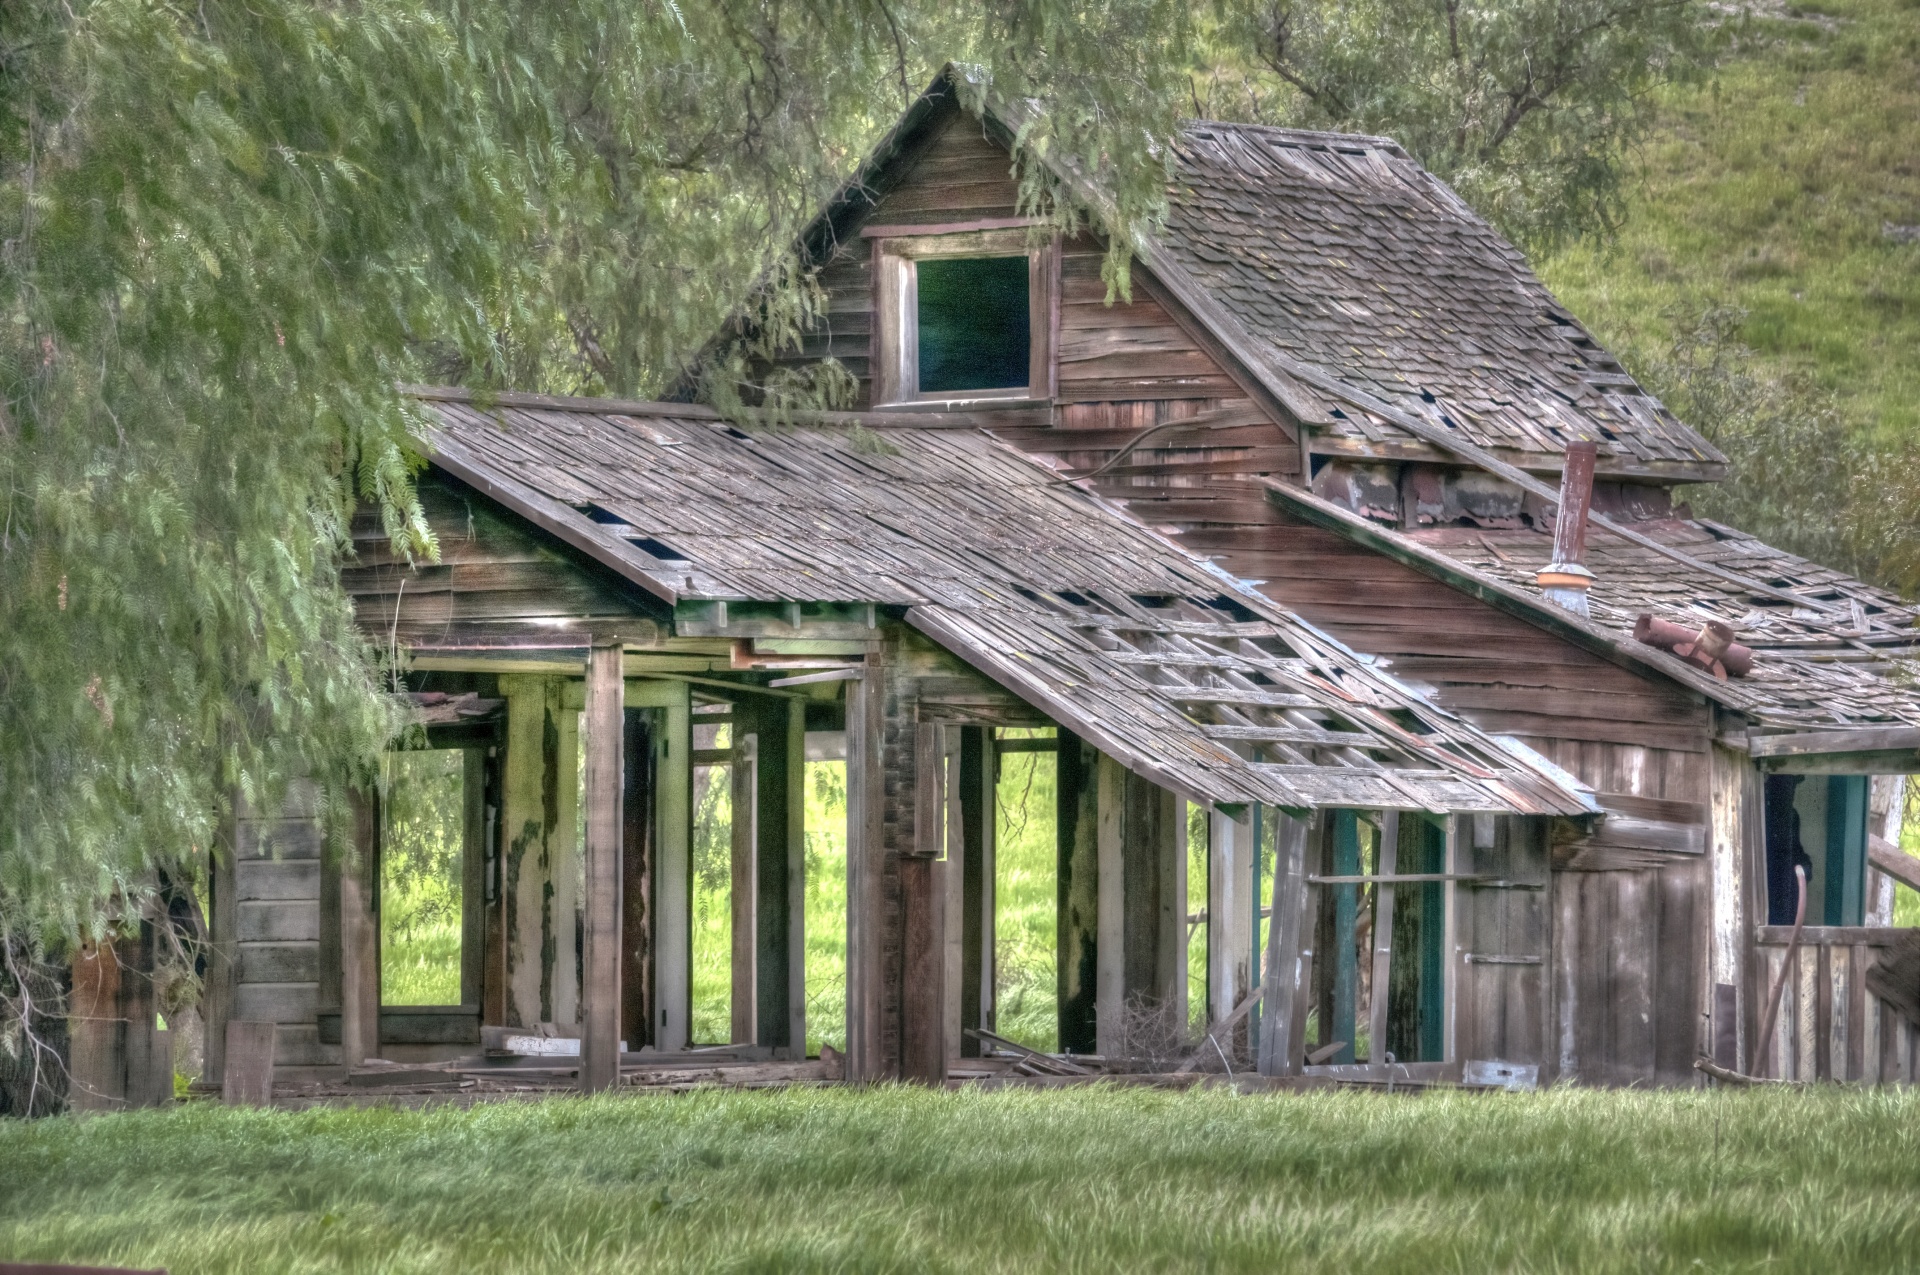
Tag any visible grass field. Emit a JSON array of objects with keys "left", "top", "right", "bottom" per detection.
[
  {"left": 1539, "top": 0, "right": 1920, "bottom": 443},
  {"left": 5, "top": 1085, "right": 1920, "bottom": 1273}
]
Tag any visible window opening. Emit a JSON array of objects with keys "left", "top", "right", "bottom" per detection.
[
  {"left": 917, "top": 256, "right": 1030, "bottom": 394},
  {"left": 380, "top": 749, "right": 467, "bottom": 1006},
  {"left": 1766, "top": 774, "right": 1869, "bottom": 926},
  {"left": 994, "top": 726, "right": 1057, "bottom": 1051}
]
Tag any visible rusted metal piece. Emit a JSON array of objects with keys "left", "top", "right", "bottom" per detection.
[
  {"left": 1634, "top": 614, "right": 1754, "bottom": 679},
  {"left": 1536, "top": 441, "right": 1598, "bottom": 615},
  {"left": 1751, "top": 863, "right": 1807, "bottom": 1079}
]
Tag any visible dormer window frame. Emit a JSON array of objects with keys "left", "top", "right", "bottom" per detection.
[{"left": 866, "top": 222, "right": 1060, "bottom": 408}]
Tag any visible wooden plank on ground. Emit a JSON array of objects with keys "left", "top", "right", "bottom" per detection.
[{"left": 222, "top": 1020, "right": 277, "bottom": 1106}]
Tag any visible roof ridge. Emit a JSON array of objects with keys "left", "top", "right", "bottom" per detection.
[{"left": 1179, "top": 119, "right": 1408, "bottom": 156}]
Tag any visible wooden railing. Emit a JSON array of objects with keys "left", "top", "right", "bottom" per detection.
[{"left": 1753, "top": 926, "right": 1920, "bottom": 1084}]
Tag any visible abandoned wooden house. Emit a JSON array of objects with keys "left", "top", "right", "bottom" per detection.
[
  {"left": 167, "top": 389, "right": 1591, "bottom": 1103},
  {"left": 688, "top": 66, "right": 1920, "bottom": 1089},
  {"left": 75, "top": 68, "right": 1920, "bottom": 1109}
]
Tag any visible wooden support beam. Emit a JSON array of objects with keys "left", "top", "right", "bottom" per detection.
[
  {"left": 958, "top": 727, "right": 991, "bottom": 1057},
  {"left": 1257, "top": 811, "right": 1312, "bottom": 1076},
  {"left": 730, "top": 727, "right": 757, "bottom": 1045},
  {"left": 340, "top": 788, "right": 381, "bottom": 1068},
  {"left": 629, "top": 678, "right": 691, "bottom": 1051},
  {"left": 1209, "top": 808, "right": 1256, "bottom": 1040},
  {"left": 844, "top": 665, "right": 886, "bottom": 1079},
  {"left": 1095, "top": 753, "right": 1126, "bottom": 1057},
  {"left": 1056, "top": 730, "right": 1100, "bottom": 1056},
  {"left": 751, "top": 697, "right": 806, "bottom": 1053},
  {"left": 1369, "top": 811, "right": 1400, "bottom": 1073},
  {"left": 900, "top": 855, "right": 948, "bottom": 1083},
  {"left": 222, "top": 1020, "right": 277, "bottom": 1106},
  {"left": 581, "top": 640, "right": 624, "bottom": 1094},
  {"left": 203, "top": 801, "right": 238, "bottom": 1086},
  {"left": 1327, "top": 811, "right": 1361, "bottom": 1064},
  {"left": 620, "top": 706, "right": 655, "bottom": 1050},
  {"left": 460, "top": 749, "right": 487, "bottom": 1009}
]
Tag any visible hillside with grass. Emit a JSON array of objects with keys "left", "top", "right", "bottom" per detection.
[{"left": 1541, "top": 0, "right": 1920, "bottom": 446}]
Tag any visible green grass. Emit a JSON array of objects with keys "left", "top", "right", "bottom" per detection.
[
  {"left": 1539, "top": 0, "right": 1920, "bottom": 443},
  {"left": 6, "top": 1086, "right": 1920, "bottom": 1272},
  {"left": 994, "top": 736, "right": 1058, "bottom": 1051}
]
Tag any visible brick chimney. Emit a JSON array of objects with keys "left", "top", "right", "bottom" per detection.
[{"left": 1537, "top": 440, "right": 1598, "bottom": 616}]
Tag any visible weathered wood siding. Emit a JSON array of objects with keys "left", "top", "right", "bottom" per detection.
[
  {"left": 344, "top": 471, "right": 662, "bottom": 651},
  {"left": 230, "top": 780, "right": 338, "bottom": 1082}
]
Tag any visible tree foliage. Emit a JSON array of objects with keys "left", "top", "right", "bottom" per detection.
[
  {"left": 0, "top": 0, "right": 1197, "bottom": 1067},
  {"left": 1193, "top": 0, "right": 1709, "bottom": 251}
]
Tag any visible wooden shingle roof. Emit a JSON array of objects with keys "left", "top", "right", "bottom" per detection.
[
  {"left": 1155, "top": 122, "right": 1726, "bottom": 481},
  {"left": 408, "top": 388, "right": 1594, "bottom": 816}
]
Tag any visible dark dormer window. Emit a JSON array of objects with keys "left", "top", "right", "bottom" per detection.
[
  {"left": 868, "top": 226, "right": 1057, "bottom": 405},
  {"left": 916, "top": 256, "right": 1031, "bottom": 394}
]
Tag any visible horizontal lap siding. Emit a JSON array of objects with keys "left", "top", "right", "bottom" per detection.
[
  {"left": 766, "top": 109, "right": 1022, "bottom": 409},
  {"left": 1057, "top": 241, "right": 1241, "bottom": 402},
  {"left": 345, "top": 473, "right": 658, "bottom": 648},
  {"left": 234, "top": 781, "right": 337, "bottom": 1072}
]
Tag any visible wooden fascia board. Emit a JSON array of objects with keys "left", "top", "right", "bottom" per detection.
[
  {"left": 1306, "top": 433, "right": 1730, "bottom": 486},
  {"left": 1256, "top": 476, "right": 1754, "bottom": 715},
  {"left": 422, "top": 435, "right": 683, "bottom": 608}
]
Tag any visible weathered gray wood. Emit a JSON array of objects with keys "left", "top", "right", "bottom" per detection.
[
  {"left": 234, "top": 983, "right": 318, "bottom": 1024},
  {"left": 1257, "top": 811, "right": 1311, "bottom": 1076},
  {"left": 1209, "top": 808, "right": 1256, "bottom": 1036},
  {"left": 844, "top": 664, "right": 886, "bottom": 1079},
  {"left": 1057, "top": 731, "right": 1100, "bottom": 1056},
  {"left": 900, "top": 855, "right": 948, "bottom": 1083},
  {"left": 236, "top": 860, "right": 322, "bottom": 900},
  {"left": 236, "top": 900, "right": 320, "bottom": 943},
  {"left": 1369, "top": 812, "right": 1399, "bottom": 1071},
  {"left": 1749, "top": 727, "right": 1920, "bottom": 759},
  {"left": 222, "top": 1019, "right": 277, "bottom": 1105},
  {"left": 629, "top": 678, "right": 691, "bottom": 1051},
  {"left": 581, "top": 640, "right": 625, "bottom": 1093},
  {"left": 1094, "top": 753, "right": 1125, "bottom": 1057},
  {"left": 462, "top": 747, "right": 488, "bottom": 1009},
  {"left": 340, "top": 788, "right": 380, "bottom": 1068},
  {"left": 731, "top": 726, "right": 757, "bottom": 1044},
  {"left": 204, "top": 801, "right": 239, "bottom": 1088}
]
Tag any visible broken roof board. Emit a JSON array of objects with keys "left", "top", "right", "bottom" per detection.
[{"left": 407, "top": 388, "right": 1593, "bottom": 817}]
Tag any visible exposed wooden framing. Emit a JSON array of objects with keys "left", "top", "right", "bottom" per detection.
[
  {"left": 845, "top": 665, "right": 886, "bottom": 1079},
  {"left": 730, "top": 729, "right": 757, "bottom": 1044},
  {"left": 784, "top": 697, "right": 808, "bottom": 1056},
  {"left": 581, "top": 640, "right": 624, "bottom": 1092},
  {"left": 620, "top": 705, "right": 654, "bottom": 1049},
  {"left": 899, "top": 854, "right": 948, "bottom": 1083},
  {"left": 860, "top": 216, "right": 1040, "bottom": 238},
  {"left": 340, "top": 788, "right": 380, "bottom": 1068},
  {"left": 958, "top": 727, "right": 992, "bottom": 1056},
  {"left": 1057, "top": 730, "right": 1101, "bottom": 1055},
  {"left": 628, "top": 678, "right": 691, "bottom": 1051},
  {"left": 204, "top": 799, "right": 239, "bottom": 1085},
  {"left": 1443, "top": 816, "right": 1461, "bottom": 1066},
  {"left": 1369, "top": 811, "right": 1400, "bottom": 1073},
  {"left": 1208, "top": 808, "right": 1256, "bottom": 1038},
  {"left": 1749, "top": 727, "right": 1920, "bottom": 759},
  {"left": 1708, "top": 745, "right": 1750, "bottom": 1078},
  {"left": 1094, "top": 753, "right": 1126, "bottom": 1057},
  {"left": 461, "top": 748, "right": 488, "bottom": 1008},
  {"left": 1257, "top": 810, "right": 1313, "bottom": 1076}
]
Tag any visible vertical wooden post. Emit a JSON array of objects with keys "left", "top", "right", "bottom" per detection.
[
  {"left": 581, "top": 640, "right": 624, "bottom": 1094},
  {"left": 1158, "top": 787, "right": 1186, "bottom": 1028},
  {"left": 844, "top": 663, "right": 885, "bottom": 1079},
  {"left": 788, "top": 698, "right": 808, "bottom": 1056},
  {"left": 204, "top": 799, "right": 238, "bottom": 1085},
  {"left": 899, "top": 855, "right": 948, "bottom": 1082},
  {"left": 730, "top": 723, "right": 758, "bottom": 1044},
  {"left": 1369, "top": 811, "right": 1400, "bottom": 1072},
  {"left": 1094, "top": 753, "right": 1126, "bottom": 1057},
  {"left": 552, "top": 689, "right": 582, "bottom": 1030},
  {"left": 620, "top": 705, "right": 655, "bottom": 1051},
  {"left": 1208, "top": 809, "right": 1255, "bottom": 1032},
  {"left": 1442, "top": 816, "right": 1461, "bottom": 1067},
  {"left": 461, "top": 748, "right": 487, "bottom": 1009},
  {"left": 958, "top": 727, "right": 989, "bottom": 1056},
  {"left": 339, "top": 787, "right": 381, "bottom": 1069},
  {"left": 632, "top": 678, "right": 691, "bottom": 1052},
  {"left": 222, "top": 1019, "right": 277, "bottom": 1106},
  {"left": 67, "top": 939, "right": 122, "bottom": 1112},
  {"left": 1257, "top": 811, "right": 1312, "bottom": 1076},
  {"left": 1056, "top": 731, "right": 1100, "bottom": 1055}
]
